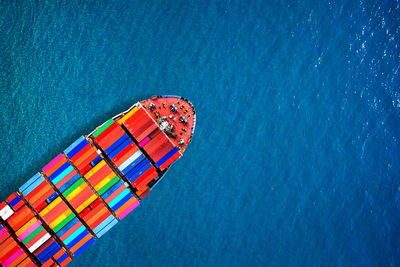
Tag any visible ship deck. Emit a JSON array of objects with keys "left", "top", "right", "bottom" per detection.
[{"left": 140, "top": 96, "right": 196, "bottom": 153}]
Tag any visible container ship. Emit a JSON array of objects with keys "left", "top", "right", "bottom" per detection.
[{"left": 0, "top": 96, "right": 196, "bottom": 267}]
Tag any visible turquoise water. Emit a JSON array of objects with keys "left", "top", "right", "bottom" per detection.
[{"left": 1, "top": 0, "right": 400, "bottom": 266}]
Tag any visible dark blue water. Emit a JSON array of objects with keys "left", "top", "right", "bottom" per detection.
[{"left": 1, "top": 0, "right": 400, "bottom": 266}]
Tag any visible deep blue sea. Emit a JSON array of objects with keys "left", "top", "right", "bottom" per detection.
[{"left": 1, "top": 0, "right": 400, "bottom": 266}]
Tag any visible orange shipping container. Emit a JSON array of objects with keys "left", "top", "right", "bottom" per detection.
[
  {"left": 71, "top": 144, "right": 92, "bottom": 162},
  {"left": 70, "top": 234, "right": 92, "bottom": 253},
  {"left": 115, "top": 198, "right": 136, "bottom": 217},
  {"left": 9, "top": 250, "right": 28, "bottom": 267},
  {"left": 7, "top": 206, "right": 35, "bottom": 231},
  {"left": 18, "top": 256, "right": 36, "bottom": 267},
  {"left": 44, "top": 158, "right": 67, "bottom": 177},
  {"left": 0, "top": 238, "right": 16, "bottom": 259}
]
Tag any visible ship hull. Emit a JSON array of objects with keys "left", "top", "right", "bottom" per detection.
[{"left": 0, "top": 96, "right": 195, "bottom": 266}]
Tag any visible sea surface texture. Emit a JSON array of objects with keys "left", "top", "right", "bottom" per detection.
[{"left": 0, "top": 1, "right": 400, "bottom": 266}]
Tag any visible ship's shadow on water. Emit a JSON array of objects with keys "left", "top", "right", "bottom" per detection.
[{"left": 0, "top": 96, "right": 147, "bottom": 200}]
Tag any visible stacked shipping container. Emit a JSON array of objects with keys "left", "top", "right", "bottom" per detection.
[
  {"left": 20, "top": 172, "right": 93, "bottom": 259},
  {"left": 92, "top": 114, "right": 158, "bottom": 198},
  {"left": 84, "top": 121, "right": 143, "bottom": 215},
  {"left": 65, "top": 136, "right": 136, "bottom": 224},
  {"left": 0, "top": 220, "right": 35, "bottom": 267},
  {"left": 83, "top": 160, "right": 138, "bottom": 221},
  {"left": 122, "top": 107, "right": 182, "bottom": 171},
  {"left": 40, "top": 155, "right": 98, "bottom": 253},
  {"left": 0, "top": 192, "right": 70, "bottom": 267},
  {"left": 0, "top": 101, "right": 189, "bottom": 266}
]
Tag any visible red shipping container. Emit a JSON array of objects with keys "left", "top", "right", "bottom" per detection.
[
  {"left": 0, "top": 239, "right": 17, "bottom": 260},
  {"left": 0, "top": 231, "right": 10, "bottom": 245},
  {"left": 104, "top": 185, "right": 126, "bottom": 204},
  {"left": 42, "top": 258, "right": 58, "bottom": 267},
  {"left": 82, "top": 201, "right": 105, "bottom": 223},
  {"left": 146, "top": 138, "right": 170, "bottom": 157},
  {"left": 85, "top": 207, "right": 108, "bottom": 228},
  {"left": 7, "top": 206, "right": 34, "bottom": 231},
  {"left": 143, "top": 132, "right": 166, "bottom": 154},
  {"left": 69, "top": 188, "right": 95, "bottom": 210},
  {"left": 89, "top": 198, "right": 102, "bottom": 210},
  {"left": 147, "top": 129, "right": 167, "bottom": 145},
  {"left": 0, "top": 243, "right": 20, "bottom": 262},
  {"left": 60, "top": 223, "right": 82, "bottom": 242},
  {"left": 131, "top": 113, "right": 153, "bottom": 131},
  {"left": 132, "top": 122, "right": 156, "bottom": 142},
  {"left": 18, "top": 256, "right": 36, "bottom": 267},
  {"left": 73, "top": 147, "right": 96, "bottom": 166},
  {"left": 32, "top": 188, "right": 54, "bottom": 205},
  {"left": 150, "top": 141, "right": 174, "bottom": 162},
  {"left": 128, "top": 108, "right": 149, "bottom": 125},
  {"left": 27, "top": 184, "right": 53, "bottom": 206},
  {"left": 124, "top": 123, "right": 141, "bottom": 137},
  {"left": 160, "top": 151, "right": 181, "bottom": 170},
  {"left": 11, "top": 251, "right": 28, "bottom": 266},
  {"left": 97, "top": 127, "right": 126, "bottom": 151},
  {"left": 70, "top": 144, "right": 92, "bottom": 162},
  {"left": 33, "top": 237, "right": 55, "bottom": 256},
  {"left": 73, "top": 147, "right": 96, "bottom": 164},
  {"left": 29, "top": 189, "right": 54, "bottom": 209},
  {"left": 26, "top": 181, "right": 49, "bottom": 202},
  {"left": 54, "top": 170, "right": 78, "bottom": 189},
  {"left": 131, "top": 119, "right": 154, "bottom": 138},
  {"left": 7, "top": 209, "right": 28, "bottom": 231},
  {"left": 138, "top": 188, "right": 150, "bottom": 199},
  {"left": 79, "top": 206, "right": 92, "bottom": 218},
  {"left": 90, "top": 208, "right": 112, "bottom": 230},
  {"left": 149, "top": 128, "right": 162, "bottom": 139},
  {"left": 126, "top": 109, "right": 151, "bottom": 129},
  {"left": 132, "top": 168, "right": 158, "bottom": 190},
  {"left": 35, "top": 201, "right": 49, "bottom": 213},
  {"left": 26, "top": 180, "right": 49, "bottom": 199},
  {"left": 151, "top": 140, "right": 174, "bottom": 158},
  {"left": 87, "top": 164, "right": 113, "bottom": 187},
  {"left": 1, "top": 239, "right": 15, "bottom": 252},
  {"left": 76, "top": 152, "right": 99, "bottom": 172},
  {"left": 60, "top": 256, "right": 72, "bottom": 267},
  {"left": 6, "top": 193, "right": 18, "bottom": 203},
  {"left": 80, "top": 164, "right": 92, "bottom": 175},
  {"left": 13, "top": 201, "right": 25, "bottom": 212},
  {"left": 95, "top": 121, "right": 119, "bottom": 139},
  {"left": 95, "top": 127, "right": 122, "bottom": 148},
  {"left": 135, "top": 123, "right": 158, "bottom": 143},
  {"left": 132, "top": 167, "right": 156, "bottom": 187},
  {"left": 42, "top": 202, "right": 68, "bottom": 223},
  {"left": 84, "top": 205, "right": 107, "bottom": 225},
  {"left": 112, "top": 144, "right": 138, "bottom": 166},
  {"left": 94, "top": 123, "right": 120, "bottom": 144},
  {"left": 0, "top": 238, "right": 15, "bottom": 258},
  {"left": 152, "top": 144, "right": 175, "bottom": 163},
  {"left": 25, "top": 229, "right": 47, "bottom": 249},
  {"left": 123, "top": 108, "right": 147, "bottom": 128}
]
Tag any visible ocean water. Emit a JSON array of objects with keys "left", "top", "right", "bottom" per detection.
[{"left": 0, "top": 0, "right": 400, "bottom": 266}]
